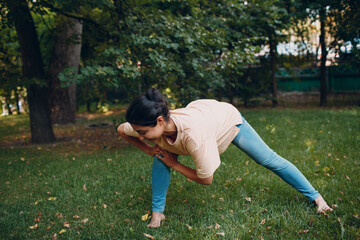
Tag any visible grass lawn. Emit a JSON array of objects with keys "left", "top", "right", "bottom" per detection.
[{"left": 0, "top": 107, "right": 359, "bottom": 239}]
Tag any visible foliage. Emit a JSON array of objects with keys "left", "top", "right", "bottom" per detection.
[
  {"left": 329, "top": 0, "right": 360, "bottom": 66},
  {"left": 1, "top": 0, "right": 360, "bottom": 109},
  {"left": 60, "top": 0, "right": 268, "bottom": 106},
  {"left": 0, "top": 24, "right": 23, "bottom": 113}
]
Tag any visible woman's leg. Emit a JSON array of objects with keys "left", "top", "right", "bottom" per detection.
[
  {"left": 148, "top": 155, "right": 170, "bottom": 227},
  {"left": 232, "top": 117, "right": 320, "bottom": 202},
  {"left": 152, "top": 155, "right": 171, "bottom": 212}
]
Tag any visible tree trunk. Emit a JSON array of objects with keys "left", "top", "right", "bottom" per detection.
[
  {"left": 49, "top": 15, "right": 83, "bottom": 124},
  {"left": 269, "top": 34, "right": 278, "bottom": 108},
  {"left": 6, "top": 0, "right": 55, "bottom": 143},
  {"left": 319, "top": 7, "right": 327, "bottom": 106},
  {"left": 15, "top": 91, "right": 20, "bottom": 114}
]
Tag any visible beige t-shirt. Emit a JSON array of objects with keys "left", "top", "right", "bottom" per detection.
[{"left": 123, "top": 99, "right": 243, "bottom": 178}]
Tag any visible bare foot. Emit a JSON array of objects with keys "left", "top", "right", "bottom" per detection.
[
  {"left": 147, "top": 212, "right": 165, "bottom": 228},
  {"left": 314, "top": 195, "right": 333, "bottom": 214}
]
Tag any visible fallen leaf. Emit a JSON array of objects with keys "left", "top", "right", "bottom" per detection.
[
  {"left": 35, "top": 200, "right": 40, "bottom": 205},
  {"left": 73, "top": 215, "right": 80, "bottom": 219},
  {"left": 353, "top": 214, "right": 360, "bottom": 219},
  {"left": 55, "top": 213, "right": 63, "bottom": 219},
  {"left": 103, "top": 204, "right": 107, "bottom": 209},
  {"left": 59, "top": 229, "right": 66, "bottom": 234},
  {"left": 143, "top": 233, "right": 154, "bottom": 239},
  {"left": 245, "top": 197, "right": 251, "bottom": 202},
  {"left": 216, "top": 232, "right": 225, "bottom": 236},
  {"left": 34, "top": 217, "right": 40, "bottom": 222},
  {"left": 48, "top": 197, "right": 57, "bottom": 201},
  {"left": 63, "top": 222, "right": 70, "bottom": 228},
  {"left": 29, "top": 223, "right": 38, "bottom": 229},
  {"left": 305, "top": 139, "right": 314, "bottom": 147},
  {"left": 186, "top": 224, "right": 192, "bottom": 230},
  {"left": 81, "top": 218, "right": 89, "bottom": 223},
  {"left": 260, "top": 219, "right": 266, "bottom": 225},
  {"left": 298, "top": 229, "right": 309, "bottom": 234},
  {"left": 51, "top": 233, "right": 57, "bottom": 240},
  {"left": 219, "top": 198, "right": 224, "bottom": 202},
  {"left": 215, "top": 223, "right": 221, "bottom": 229},
  {"left": 20, "top": 157, "right": 25, "bottom": 161},
  {"left": 141, "top": 213, "right": 149, "bottom": 221},
  {"left": 83, "top": 184, "right": 87, "bottom": 191},
  {"left": 345, "top": 176, "right": 351, "bottom": 181}
]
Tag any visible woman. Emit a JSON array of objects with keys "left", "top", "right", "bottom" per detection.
[{"left": 117, "top": 88, "right": 332, "bottom": 228}]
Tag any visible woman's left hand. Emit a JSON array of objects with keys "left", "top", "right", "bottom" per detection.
[{"left": 155, "top": 147, "right": 179, "bottom": 168}]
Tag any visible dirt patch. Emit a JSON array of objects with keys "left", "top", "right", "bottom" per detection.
[{"left": 0, "top": 109, "right": 128, "bottom": 154}]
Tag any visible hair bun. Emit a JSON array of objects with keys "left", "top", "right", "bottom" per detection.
[
  {"left": 126, "top": 88, "right": 169, "bottom": 126},
  {"left": 145, "top": 88, "right": 164, "bottom": 102}
]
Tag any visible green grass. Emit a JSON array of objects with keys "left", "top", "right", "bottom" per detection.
[{"left": 1, "top": 108, "right": 360, "bottom": 239}]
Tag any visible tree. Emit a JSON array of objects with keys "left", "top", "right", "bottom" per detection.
[
  {"left": 319, "top": 5, "right": 327, "bottom": 106},
  {"left": 49, "top": 15, "right": 82, "bottom": 124},
  {"left": 294, "top": 0, "right": 334, "bottom": 106},
  {"left": 329, "top": 0, "right": 360, "bottom": 67},
  {"left": 245, "top": 0, "right": 291, "bottom": 107},
  {"left": 3, "top": 0, "right": 56, "bottom": 143}
]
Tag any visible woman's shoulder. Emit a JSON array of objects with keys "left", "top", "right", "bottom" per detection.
[{"left": 186, "top": 99, "right": 218, "bottom": 107}]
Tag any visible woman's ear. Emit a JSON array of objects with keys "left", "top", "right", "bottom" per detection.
[{"left": 157, "top": 116, "right": 164, "bottom": 126}]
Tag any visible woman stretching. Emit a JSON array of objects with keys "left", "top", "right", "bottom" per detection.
[{"left": 117, "top": 88, "right": 332, "bottom": 228}]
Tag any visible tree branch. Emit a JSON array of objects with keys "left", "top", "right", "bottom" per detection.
[{"left": 39, "top": 2, "right": 98, "bottom": 26}]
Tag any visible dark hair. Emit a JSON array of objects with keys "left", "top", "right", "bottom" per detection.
[{"left": 126, "top": 88, "right": 170, "bottom": 126}]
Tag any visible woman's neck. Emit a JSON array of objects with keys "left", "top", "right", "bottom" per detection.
[{"left": 163, "top": 118, "right": 177, "bottom": 139}]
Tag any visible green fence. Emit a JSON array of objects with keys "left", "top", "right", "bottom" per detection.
[{"left": 276, "top": 66, "right": 360, "bottom": 92}]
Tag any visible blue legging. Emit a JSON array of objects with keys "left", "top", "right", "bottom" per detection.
[{"left": 151, "top": 116, "right": 320, "bottom": 213}]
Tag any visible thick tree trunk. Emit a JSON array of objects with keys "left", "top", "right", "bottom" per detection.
[
  {"left": 49, "top": 15, "right": 82, "bottom": 124},
  {"left": 320, "top": 7, "right": 327, "bottom": 106},
  {"left": 269, "top": 34, "right": 278, "bottom": 108},
  {"left": 6, "top": 0, "right": 55, "bottom": 143}
]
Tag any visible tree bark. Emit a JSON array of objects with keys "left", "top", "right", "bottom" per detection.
[
  {"left": 49, "top": 15, "right": 82, "bottom": 124},
  {"left": 319, "top": 7, "right": 327, "bottom": 106},
  {"left": 269, "top": 34, "right": 278, "bottom": 108},
  {"left": 6, "top": 0, "right": 55, "bottom": 143}
]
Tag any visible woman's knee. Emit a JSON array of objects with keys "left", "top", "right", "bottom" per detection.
[{"left": 254, "top": 151, "right": 288, "bottom": 171}]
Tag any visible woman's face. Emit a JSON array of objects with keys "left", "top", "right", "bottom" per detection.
[{"left": 131, "top": 117, "right": 165, "bottom": 141}]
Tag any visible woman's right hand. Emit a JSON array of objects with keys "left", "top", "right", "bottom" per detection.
[{"left": 147, "top": 144, "right": 161, "bottom": 156}]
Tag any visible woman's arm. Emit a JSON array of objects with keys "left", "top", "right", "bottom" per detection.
[
  {"left": 155, "top": 148, "right": 213, "bottom": 185},
  {"left": 117, "top": 123, "right": 155, "bottom": 156}
]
